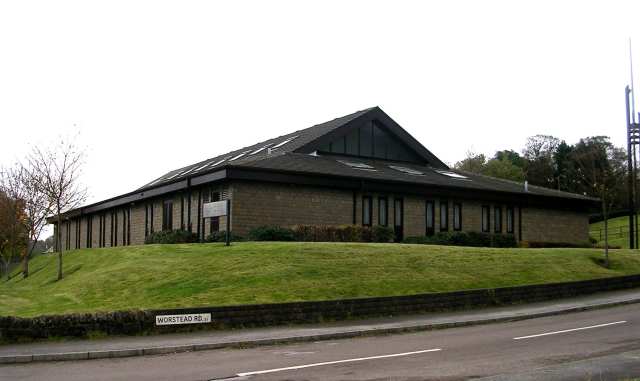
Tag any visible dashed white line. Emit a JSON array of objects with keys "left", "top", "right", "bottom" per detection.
[
  {"left": 513, "top": 321, "right": 627, "bottom": 340},
  {"left": 236, "top": 348, "right": 442, "bottom": 377}
]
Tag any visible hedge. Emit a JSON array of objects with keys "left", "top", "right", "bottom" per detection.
[
  {"left": 247, "top": 225, "right": 395, "bottom": 243},
  {"left": 403, "top": 232, "right": 517, "bottom": 248},
  {"left": 144, "top": 230, "right": 198, "bottom": 244}
]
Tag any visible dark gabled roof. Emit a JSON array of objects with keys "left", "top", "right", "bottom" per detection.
[
  {"left": 139, "top": 106, "right": 447, "bottom": 190},
  {"left": 232, "top": 152, "right": 597, "bottom": 202},
  {"left": 50, "top": 106, "right": 597, "bottom": 222}
]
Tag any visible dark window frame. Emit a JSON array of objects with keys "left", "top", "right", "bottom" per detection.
[
  {"left": 162, "top": 200, "right": 174, "bottom": 232},
  {"left": 393, "top": 197, "right": 404, "bottom": 242},
  {"left": 482, "top": 205, "right": 490, "bottom": 233},
  {"left": 453, "top": 202, "right": 462, "bottom": 231},
  {"left": 378, "top": 196, "right": 388, "bottom": 226},
  {"left": 439, "top": 201, "right": 449, "bottom": 232},
  {"left": 425, "top": 200, "right": 435, "bottom": 236},
  {"left": 362, "top": 195, "right": 373, "bottom": 227},
  {"left": 506, "top": 206, "right": 515, "bottom": 234},
  {"left": 494, "top": 206, "right": 502, "bottom": 233}
]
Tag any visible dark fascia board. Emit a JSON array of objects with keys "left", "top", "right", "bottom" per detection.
[
  {"left": 226, "top": 166, "right": 598, "bottom": 212},
  {"left": 47, "top": 170, "right": 229, "bottom": 223},
  {"left": 294, "top": 107, "right": 449, "bottom": 170}
]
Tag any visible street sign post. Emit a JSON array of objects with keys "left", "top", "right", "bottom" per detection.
[{"left": 202, "top": 199, "right": 231, "bottom": 246}]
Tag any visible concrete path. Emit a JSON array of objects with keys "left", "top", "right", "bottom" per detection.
[{"left": 2, "top": 287, "right": 640, "bottom": 364}]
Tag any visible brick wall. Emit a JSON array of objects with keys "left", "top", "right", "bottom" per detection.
[
  {"left": 522, "top": 207, "right": 589, "bottom": 243},
  {"left": 232, "top": 181, "right": 353, "bottom": 236}
]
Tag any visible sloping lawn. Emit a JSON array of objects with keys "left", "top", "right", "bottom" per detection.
[
  {"left": 590, "top": 214, "right": 638, "bottom": 249},
  {"left": 1, "top": 242, "right": 639, "bottom": 317}
]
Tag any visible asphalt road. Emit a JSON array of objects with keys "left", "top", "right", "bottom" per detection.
[{"left": 2, "top": 303, "right": 640, "bottom": 381}]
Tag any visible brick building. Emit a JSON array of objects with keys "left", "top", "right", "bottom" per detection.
[{"left": 52, "top": 107, "right": 597, "bottom": 249}]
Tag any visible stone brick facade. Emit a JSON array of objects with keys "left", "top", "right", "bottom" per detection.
[{"left": 54, "top": 179, "right": 590, "bottom": 252}]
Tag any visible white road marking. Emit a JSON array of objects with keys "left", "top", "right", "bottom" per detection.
[
  {"left": 513, "top": 321, "right": 627, "bottom": 340},
  {"left": 236, "top": 348, "right": 442, "bottom": 377}
]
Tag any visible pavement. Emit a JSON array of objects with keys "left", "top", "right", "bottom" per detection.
[
  {"left": 1, "top": 287, "right": 640, "bottom": 365},
  {"left": 2, "top": 300, "right": 640, "bottom": 380}
]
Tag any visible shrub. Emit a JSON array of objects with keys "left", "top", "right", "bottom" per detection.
[
  {"left": 402, "top": 231, "right": 516, "bottom": 248},
  {"left": 526, "top": 241, "right": 591, "bottom": 248},
  {"left": 588, "top": 236, "right": 598, "bottom": 245},
  {"left": 291, "top": 225, "right": 374, "bottom": 242},
  {"left": 144, "top": 230, "right": 198, "bottom": 244},
  {"left": 248, "top": 226, "right": 295, "bottom": 241},
  {"left": 371, "top": 225, "right": 394, "bottom": 243},
  {"left": 205, "top": 231, "right": 243, "bottom": 243}
]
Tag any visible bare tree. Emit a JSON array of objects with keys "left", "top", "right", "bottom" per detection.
[
  {"left": 29, "top": 138, "right": 86, "bottom": 281},
  {"left": 572, "top": 137, "right": 626, "bottom": 268}
]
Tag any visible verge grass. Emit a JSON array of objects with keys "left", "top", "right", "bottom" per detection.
[{"left": 1, "top": 242, "right": 639, "bottom": 317}]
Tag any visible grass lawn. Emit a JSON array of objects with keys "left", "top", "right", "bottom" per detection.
[
  {"left": 1, "top": 242, "right": 640, "bottom": 317},
  {"left": 590, "top": 214, "right": 638, "bottom": 249}
]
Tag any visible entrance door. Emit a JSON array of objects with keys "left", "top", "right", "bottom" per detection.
[{"left": 394, "top": 198, "right": 404, "bottom": 242}]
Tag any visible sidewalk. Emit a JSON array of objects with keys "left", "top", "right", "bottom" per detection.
[{"left": 2, "top": 287, "right": 640, "bottom": 364}]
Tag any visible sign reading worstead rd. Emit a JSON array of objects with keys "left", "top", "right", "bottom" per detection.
[{"left": 155, "top": 313, "right": 212, "bottom": 326}]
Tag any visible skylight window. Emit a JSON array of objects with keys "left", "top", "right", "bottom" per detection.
[
  {"left": 208, "top": 157, "right": 229, "bottom": 167},
  {"left": 193, "top": 161, "right": 216, "bottom": 173},
  {"left": 389, "top": 165, "right": 424, "bottom": 176},
  {"left": 166, "top": 170, "right": 185, "bottom": 180},
  {"left": 180, "top": 166, "right": 198, "bottom": 176},
  {"left": 272, "top": 135, "right": 299, "bottom": 149},
  {"left": 250, "top": 143, "right": 274, "bottom": 155},
  {"left": 229, "top": 150, "right": 251, "bottom": 161},
  {"left": 338, "top": 160, "right": 377, "bottom": 171},
  {"left": 436, "top": 170, "right": 469, "bottom": 179}
]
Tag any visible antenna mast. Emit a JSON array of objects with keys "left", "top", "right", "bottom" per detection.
[{"left": 626, "top": 39, "right": 639, "bottom": 249}]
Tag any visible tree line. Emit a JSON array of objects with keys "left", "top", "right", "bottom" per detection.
[{"left": 0, "top": 138, "right": 86, "bottom": 281}]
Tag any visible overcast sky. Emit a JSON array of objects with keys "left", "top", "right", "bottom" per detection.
[{"left": 2, "top": 0, "right": 640, "bottom": 207}]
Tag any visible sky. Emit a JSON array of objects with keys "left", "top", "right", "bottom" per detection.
[{"left": 1, "top": 0, "right": 640, "bottom": 208}]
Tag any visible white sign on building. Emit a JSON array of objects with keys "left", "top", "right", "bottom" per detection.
[
  {"left": 203, "top": 200, "right": 228, "bottom": 218},
  {"left": 155, "top": 313, "right": 212, "bottom": 326}
]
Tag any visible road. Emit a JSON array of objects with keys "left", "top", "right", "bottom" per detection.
[{"left": 2, "top": 303, "right": 640, "bottom": 380}]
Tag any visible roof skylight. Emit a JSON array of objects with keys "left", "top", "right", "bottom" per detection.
[
  {"left": 250, "top": 143, "right": 274, "bottom": 155},
  {"left": 166, "top": 170, "right": 185, "bottom": 180},
  {"left": 338, "top": 160, "right": 377, "bottom": 171},
  {"left": 272, "top": 135, "right": 299, "bottom": 149},
  {"left": 436, "top": 170, "right": 469, "bottom": 179},
  {"left": 389, "top": 165, "right": 424, "bottom": 176},
  {"left": 229, "top": 150, "right": 251, "bottom": 161}
]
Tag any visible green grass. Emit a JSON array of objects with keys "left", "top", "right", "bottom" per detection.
[
  {"left": 590, "top": 214, "right": 638, "bottom": 249},
  {"left": 1, "top": 242, "right": 640, "bottom": 317}
]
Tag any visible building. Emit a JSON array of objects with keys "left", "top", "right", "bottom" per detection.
[{"left": 52, "top": 107, "right": 597, "bottom": 249}]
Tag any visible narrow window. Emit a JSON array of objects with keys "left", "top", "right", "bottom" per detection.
[
  {"left": 163, "top": 200, "right": 174, "bottom": 231},
  {"left": 150, "top": 203, "right": 154, "bottom": 234},
  {"left": 453, "top": 203, "right": 462, "bottom": 231},
  {"left": 378, "top": 197, "right": 388, "bottom": 226},
  {"left": 440, "top": 201, "right": 449, "bottom": 231},
  {"left": 394, "top": 198, "right": 404, "bottom": 242},
  {"left": 113, "top": 211, "right": 118, "bottom": 247},
  {"left": 482, "top": 205, "right": 490, "bottom": 233},
  {"left": 506, "top": 206, "right": 514, "bottom": 234},
  {"left": 362, "top": 196, "right": 372, "bottom": 226},
  {"left": 425, "top": 200, "right": 435, "bottom": 236},
  {"left": 494, "top": 206, "right": 502, "bottom": 233},
  {"left": 210, "top": 192, "right": 221, "bottom": 233}
]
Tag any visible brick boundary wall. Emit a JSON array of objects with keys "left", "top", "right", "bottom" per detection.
[{"left": 2, "top": 274, "right": 639, "bottom": 343}]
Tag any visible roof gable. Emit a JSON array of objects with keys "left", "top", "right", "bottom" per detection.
[{"left": 139, "top": 106, "right": 447, "bottom": 190}]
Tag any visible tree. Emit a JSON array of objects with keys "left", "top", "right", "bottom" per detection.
[
  {"left": 484, "top": 157, "right": 525, "bottom": 182},
  {"left": 29, "top": 138, "right": 86, "bottom": 281},
  {"left": 454, "top": 151, "right": 487, "bottom": 174},
  {"left": 523, "top": 135, "right": 560, "bottom": 188},
  {"left": 571, "top": 136, "right": 626, "bottom": 268},
  {"left": 0, "top": 164, "right": 51, "bottom": 278},
  {"left": 494, "top": 150, "right": 525, "bottom": 168},
  {"left": 0, "top": 189, "right": 27, "bottom": 280}
]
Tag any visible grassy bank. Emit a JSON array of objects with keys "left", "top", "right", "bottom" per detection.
[
  {"left": 590, "top": 214, "right": 638, "bottom": 249},
  {"left": 1, "top": 242, "right": 639, "bottom": 317}
]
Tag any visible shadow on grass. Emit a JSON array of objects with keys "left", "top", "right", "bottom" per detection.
[{"left": 41, "top": 264, "right": 83, "bottom": 286}]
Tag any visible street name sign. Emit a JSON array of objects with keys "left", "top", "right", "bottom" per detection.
[{"left": 155, "top": 313, "right": 212, "bottom": 326}]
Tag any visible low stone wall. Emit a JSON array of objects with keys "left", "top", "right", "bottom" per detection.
[{"left": 2, "top": 274, "right": 639, "bottom": 343}]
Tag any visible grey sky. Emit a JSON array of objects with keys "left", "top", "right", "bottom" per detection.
[{"left": 1, "top": 0, "right": 639, "bottom": 207}]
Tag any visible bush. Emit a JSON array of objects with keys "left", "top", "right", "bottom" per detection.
[
  {"left": 371, "top": 225, "right": 395, "bottom": 243},
  {"left": 525, "top": 241, "right": 591, "bottom": 248},
  {"left": 402, "top": 231, "right": 516, "bottom": 248},
  {"left": 291, "top": 225, "right": 374, "bottom": 242},
  {"left": 144, "top": 230, "right": 198, "bottom": 244},
  {"left": 248, "top": 226, "right": 295, "bottom": 241},
  {"left": 588, "top": 236, "right": 598, "bottom": 245},
  {"left": 205, "top": 231, "right": 243, "bottom": 243}
]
